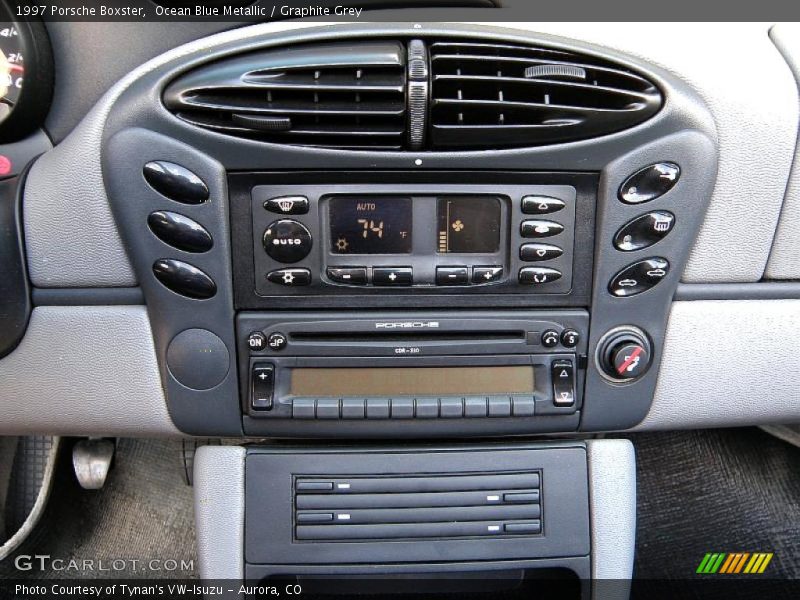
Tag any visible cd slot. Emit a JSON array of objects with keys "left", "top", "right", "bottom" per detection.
[{"left": 290, "top": 330, "right": 525, "bottom": 344}]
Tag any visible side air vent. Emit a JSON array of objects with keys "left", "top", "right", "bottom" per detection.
[
  {"left": 163, "top": 42, "right": 407, "bottom": 150},
  {"left": 428, "top": 41, "right": 662, "bottom": 149},
  {"left": 293, "top": 472, "right": 542, "bottom": 541}
]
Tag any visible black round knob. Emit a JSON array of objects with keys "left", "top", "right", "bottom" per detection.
[
  {"left": 263, "top": 219, "right": 312, "bottom": 263},
  {"left": 598, "top": 328, "right": 652, "bottom": 381}
]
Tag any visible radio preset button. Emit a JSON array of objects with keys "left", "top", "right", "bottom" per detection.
[
  {"left": 415, "top": 398, "right": 439, "bottom": 418},
  {"left": 609, "top": 257, "right": 670, "bottom": 297},
  {"left": 619, "top": 162, "right": 680, "bottom": 204},
  {"left": 519, "top": 267, "right": 562, "bottom": 285},
  {"left": 373, "top": 267, "right": 413, "bottom": 286},
  {"left": 264, "top": 195, "right": 309, "bottom": 215},
  {"left": 342, "top": 398, "right": 366, "bottom": 419},
  {"left": 541, "top": 330, "right": 560, "bottom": 348},
  {"left": 520, "top": 243, "right": 563, "bottom": 262},
  {"left": 614, "top": 211, "right": 675, "bottom": 251},
  {"left": 436, "top": 267, "right": 469, "bottom": 286},
  {"left": 488, "top": 396, "right": 512, "bottom": 417},
  {"left": 327, "top": 267, "right": 367, "bottom": 285},
  {"left": 512, "top": 396, "right": 535, "bottom": 416},
  {"left": 521, "top": 195, "right": 565, "bottom": 215},
  {"left": 366, "top": 398, "right": 390, "bottom": 419},
  {"left": 263, "top": 219, "right": 312, "bottom": 263},
  {"left": 317, "top": 398, "right": 341, "bottom": 419},
  {"left": 440, "top": 397, "right": 464, "bottom": 418},
  {"left": 520, "top": 220, "right": 564, "bottom": 238},
  {"left": 267, "top": 268, "right": 311, "bottom": 287},
  {"left": 560, "top": 329, "right": 580, "bottom": 348},
  {"left": 391, "top": 398, "right": 414, "bottom": 419},
  {"left": 464, "top": 397, "right": 488, "bottom": 417},
  {"left": 472, "top": 266, "right": 503, "bottom": 284},
  {"left": 293, "top": 398, "right": 316, "bottom": 419}
]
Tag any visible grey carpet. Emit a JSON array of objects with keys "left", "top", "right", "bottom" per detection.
[{"left": 0, "top": 438, "right": 196, "bottom": 579}]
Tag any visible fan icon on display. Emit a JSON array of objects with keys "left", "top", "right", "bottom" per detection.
[
  {"left": 451, "top": 219, "right": 465, "bottom": 232},
  {"left": 335, "top": 238, "right": 349, "bottom": 252}
]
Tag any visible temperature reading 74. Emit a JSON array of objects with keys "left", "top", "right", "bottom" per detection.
[{"left": 358, "top": 219, "right": 384, "bottom": 239}]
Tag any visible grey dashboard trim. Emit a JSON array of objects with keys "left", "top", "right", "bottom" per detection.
[
  {"left": 675, "top": 281, "right": 800, "bottom": 301},
  {"left": 586, "top": 439, "right": 635, "bottom": 597},
  {"left": 193, "top": 445, "right": 246, "bottom": 580},
  {"left": 0, "top": 306, "right": 178, "bottom": 436},
  {"left": 32, "top": 287, "right": 145, "bottom": 306},
  {"left": 635, "top": 299, "right": 800, "bottom": 431},
  {"left": 765, "top": 23, "right": 800, "bottom": 279},
  {"left": 20, "top": 21, "right": 793, "bottom": 288}
]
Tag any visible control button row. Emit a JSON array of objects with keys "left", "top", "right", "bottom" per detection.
[
  {"left": 609, "top": 257, "right": 670, "bottom": 297},
  {"left": 291, "top": 396, "right": 536, "bottom": 419},
  {"left": 324, "top": 266, "right": 506, "bottom": 287},
  {"left": 619, "top": 162, "right": 680, "bottom": 204},
  {"left": 540, "top": 329, "right": 580, "bottom": 349}
]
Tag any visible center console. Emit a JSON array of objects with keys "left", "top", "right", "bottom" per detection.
[{"left": 98, "top": 22, "right": 717, "bottom": 589}]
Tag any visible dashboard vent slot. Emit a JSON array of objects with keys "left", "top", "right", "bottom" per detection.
[
  {"left": 164, "top": 42, "right": 407, "bottom": 150},
  {"left": 294, "top": 472, "right": 542, "bottom": 541},
  {"left": 428, "top": 40, "right": 662, "bottom": 149}
]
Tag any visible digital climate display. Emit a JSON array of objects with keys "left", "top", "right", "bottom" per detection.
[
  {"left": 329, "top": 196, "right": 412, "bottom": 254},
  {"left": 437, "top": 196, "right": 502, "bottom": 253}
]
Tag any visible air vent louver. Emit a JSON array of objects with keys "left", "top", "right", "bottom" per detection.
[
  {"left": 429, "top": 40, "right": 662, "bottom": 149},
  {"left": 163, "top": 42, "right": 407, "bottom": 150},
  {"left": 164, "top": 37, "right": 662, "bottom": 151}
]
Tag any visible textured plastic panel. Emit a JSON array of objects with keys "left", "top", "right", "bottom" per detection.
[
  {"left": 0, "top": 307, "right": 177, "bottom": 436},
  {"left": 765, "top": 23, "right": 800, "bottom": 279},
  {"left": 636, "top": 300, "right": 800, "bottom": 430}
]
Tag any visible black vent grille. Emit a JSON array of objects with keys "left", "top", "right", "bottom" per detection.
[
  {"left": 429, "top": 41, "right": 662, "bottom": 149},
  {"left": 164, "top": 38, "right": 663, "bottom": 151},
  {"left": 293, "top": 472, "right": 542, "bottom": 541},
  {"left": 163, "top": 42, "right": 407, "bottom": 150}
]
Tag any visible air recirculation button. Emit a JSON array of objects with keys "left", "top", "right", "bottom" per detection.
[
  {"left": 147, "top": 211, "right": 213, "bottom": 253},
  {"left": 608, "top": 258, "right": 669, "bottom": 297}
]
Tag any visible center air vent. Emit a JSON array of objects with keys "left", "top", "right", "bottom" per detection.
[
  {"left": 164, "top": 37, "right": 662, "bottom": 151},
  {"left": 163, "top": 42, "right": 407, "bottom": 150},
  {"left": 293, "top": 472, "right": 542, "bottom": 541},
  {"left": 428, "top": 41, "right": 662, "bottom": 149}
]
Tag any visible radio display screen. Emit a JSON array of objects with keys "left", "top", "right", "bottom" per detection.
[
  {"left": 437, "top": 196, "right": 501, "bottom": 253},
  {"left": 329, "top": 196, "right": 412, "bottom": 254},
  {"left": 290, "top": 366, "right": 534, "bottom": 397}
]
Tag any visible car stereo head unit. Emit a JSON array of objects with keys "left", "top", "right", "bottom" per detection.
[{"left": 237, "top": 310, "right": 588, "bottom": 438}]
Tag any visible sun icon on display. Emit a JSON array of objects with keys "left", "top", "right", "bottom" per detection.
[{"left": 336, "top": 238, "right": 349, "bottom": 252}]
